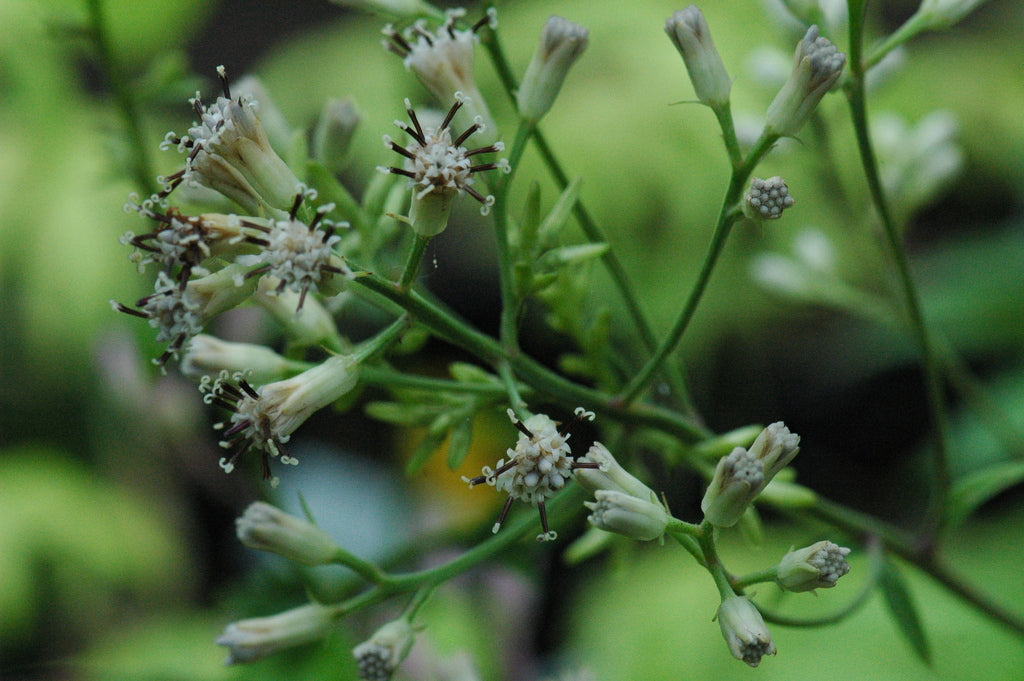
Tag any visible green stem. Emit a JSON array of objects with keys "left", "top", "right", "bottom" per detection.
[
  {"left": 697, "top": 520, "right": 735, "bottom": 598},
  {"left": 398, "top": 235, "right": 431, "bottom": 291},
  {"left": 360, "top": 366, "right": 512, "bottom": 397},
  {"left": 85, "top": 0, "right": 156, "bottom": 196},
  {"left": 846, "top": 0, "right": 951, "bottom": 537},
  {"left": 731, "top": 567, "right": 778, "bottom": 591}
]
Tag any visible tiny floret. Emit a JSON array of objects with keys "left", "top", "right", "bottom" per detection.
[
  {"left": 776, "top": 540, "right": 851, "bottom": 592},
  {"left": 111, "top": 271, "right": 204, "bottom": 368},
  {"left": 381, "top": 96, "right": 508, "bottom": 235},
  {"left": 745, "top": 176, "right": 795, "bottom": 220},
  {"left": 462, "top": 408, "right": 601, "bottom": 541}
]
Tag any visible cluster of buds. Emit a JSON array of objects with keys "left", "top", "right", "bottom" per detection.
[
  {"left": 744, "top": 176, "right": 796, "bottom": 220},
  {"left": 576, "top": 443, "right": 670, "bottom": 542},
  {"left": 702, "top": 422, "right": 800, "bottom": 527}
]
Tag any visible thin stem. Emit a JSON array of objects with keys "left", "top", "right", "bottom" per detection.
[
  {"left": 697, "top": 520, "right": 735, "bottom": 598},
  {"left": 330, "top": 547, "right": 390, "bottom": 586},
  {"left": 398, "top": 235, "right": 430, "bottom": 291},
  {"left": 846, "top": 0, "right": 951, "bottom": 537},
  {"left": 360, "top": 366, "right": 512, "bottom": 397},
  {"left": 731, "top": 567, "right": 778, "bottom": 591},
  {"left": 617, "top": 131, "right": 777, "bottom": 405},
  {"left": 85, "top": 0, "right": 157, "bottom": 196}
]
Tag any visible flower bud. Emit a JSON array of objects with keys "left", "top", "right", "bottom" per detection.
[
  {"left": 744, "top": 176, "right": 795, "bottom": 220},
  {"left": 235, "top": 501, "right": 340, "bottom": 565},
  {"left": 717, "top": 596, "right": 776, "bottom": 667},
  {"left": 776, "top": 540, "right": 851, "bottom": 592},
  {"left": 353, "top": 618, "right": 416, "bottom": 680},
  {"left": 764, "top": 26, "right": 845, "bottom": 138},
  {"left": 748, "top": 421, "right": 800, "bottom": 481},
  {"left": 216, "top": 602, "right": 334, "bottom": 664},
  {"left": 181, "top": 334, "right": 293, "bottom": 382},
  {"left": 585, "top": 489, "right": 669, "bottom": 541},
  {"left": 516, "top": 16, "right": 589, "bottom": 123},
  {"left": 254, "top": 276, "right": 343, "bottom": 348},
  {"left": 575, "top": 442, "right": 657, "bottom": 500},
  {"left": 664, "top": 6, "right": 732, "bottom": 110},
  {"left": 313, "top": 98, "right": 361, "bottom": 173},
  {"left": 701, "top": 446, "right": 763, "bottom": 528}
]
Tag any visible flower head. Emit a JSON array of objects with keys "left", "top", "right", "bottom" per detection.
[
  {"left": 765, "top": 26, "right": 845, "bottom": 138},
  {"left": 379, "top": 95, "right": 509, "bottom": 235},
  {"left": 462, "top": 407, "right": 599, "bottom": 542},
  {"left": 516, "top": 16, "right": 589, "bottom": 123},
  {"left": 158, "top": 66, "right": 302, "bottom": 214},
  {"left": 665, "top": 6, "right": 732, "bottom": 110},
  {"left": 237, "top": 191, "right": 351, "bottom": 310},
  {"left": 216, "top": 602, "right": 334, "bottom": 665},
  {"left": 383, "top": 9, "right": 497, "bottom": 135},
  {"left": 717, "top": 596, "right": 776, "bottom": 667},
  {"left": 744, "top": 176, "right": 795, "bottom": 220},
  {"left": 201, "top": 354, "right": 360, "bottom": 483},
  {"left": 353, "top": 618, "right": 416, "bottom": 681},
  {"left": 776, "top": 540, "right": 851, "bottom": 592},
  {"left": 111, "top": 265, "right": 255, "bottom": 368}
]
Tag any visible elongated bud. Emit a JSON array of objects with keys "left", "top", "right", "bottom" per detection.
[
  {"left": 216, "top": 602, "right": 334, "bottom": 664},
  {"left": 665, "top": 6, "right": 732, "bottom": 110},
  {"left": 776, "top": 540, "right": 851, "bottom": 592},
  {"left": 181, "top": 334, "right": 293, "bottom": 382},
  {"left": 764, "top": 26, "right": 845, "bottom": 138},
  {"left": 575, "top": 442, "right": 657, "bottom": 500},
  {"left": 235, "top": 501, "right": 340, "bottom": 565},
  {"left": 717, "top": 596, "right": 776, "bottom": 667},
  {"left": 585, "top": 489, "right": 669, "bottom": 541},
  {"left": 313, "top": 98, "right": 361, "bottom": 173},
  {"left": 516, "top": 16, "right": 589, "bottom": 123}
]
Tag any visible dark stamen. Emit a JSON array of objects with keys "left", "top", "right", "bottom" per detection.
[
  {"left": 439, "top": 99, "right": 464, "bottom": 132},
  {"left": 453, "top": 123, "right": 481, "bottom": 148},
  {"left": 405, "top": 108, "right": 426, "bottom": 145},
  {"left": 289, "top": 193, "right": 304, "bottom": 220},
  {"left": 493, "top": 496, "right": 515, "bottom": 531},
  {"left": 512, "top": 419, "right": 534, "bottom": 439},
  {"left": 537, "top": 501, "right": 550, "bottom": 538}
]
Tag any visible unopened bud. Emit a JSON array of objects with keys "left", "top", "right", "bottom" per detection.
[
  {"left": 776, "top": 540, "right": 851, "bottom": 592},
  {"left": 717, "top": 596, "right": 776, "bottom": 667},
  {"left": 764, "top": 26, "right": 845, "bottom": 138},
  {"left": 516, "top": 16, "right": 589, "bottom": 123},
  {"left": 235, "top": 501, "right": 340, "bottom": 565},
  {"left": 585, "top": 489, "right": 669, "bottom": 541},
  {"left": 665, "top": 6, "right": 732, "bottom": 109},
  {"left": 216, "top": 602, "right": 334, "bottom": 664}
]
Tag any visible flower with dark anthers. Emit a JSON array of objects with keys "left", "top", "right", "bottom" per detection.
[
  {"left": 156, "top": 66, "right": 302, "bottom": 214},
  {"left": 236, "top": 191, "right": 351, "bottom": 311},
  {"left": 382, "top": 9, "right": 497, "bottom": 135},
  {"left": 110, "top": 271, "right": 204, "bottom": 368},
  {"left": 120, "top": 199, "right": 252, "bottom": 281},
  {"left": 462, "top": 407, "right": 600, "bottom": 542},
  {"left": 379, "top": 94, "right": 509, "bottom": 236}
]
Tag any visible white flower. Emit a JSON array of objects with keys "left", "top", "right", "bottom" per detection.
[
  {"left": 383, "top": 9, "right": 497, "bottom": 135},
  {"left": 379, "top": 95, "right": 508, "bottom": 235},
  {"left": 158, "top": 66, "right": 302, "bottom": 214},
  {"left": 238, "top": 194, "right": 351, "bottom": 310},
  {"left": 201, "top": 354, "right": 360, "bottom": 483},
  {"left": 462, "top": 408, "right": 598, "bottom": 541}
]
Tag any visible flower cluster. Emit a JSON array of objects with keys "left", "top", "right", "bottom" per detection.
[{"left": 745, "top": 176, "right": 795, "bottom": 220}]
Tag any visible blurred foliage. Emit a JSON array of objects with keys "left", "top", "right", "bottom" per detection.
[{"left": 1, "top": 0, "right": 1023, "bottom": 679}]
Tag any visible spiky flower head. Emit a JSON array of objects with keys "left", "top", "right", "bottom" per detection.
[
  {"left": 379, "top": 95, "right": 509, "bottom": 236},
  {"left": 200, "top": 353, "right": 360, "bottom": 484},
  {"left": 462, "top": 407, "right": 600, "bottom": 542},
  {"left": 236, "top": 190, "right": 351, "bottom": 310},
  {"left": 382, "top": 9, "right": 497, "bottom": 135},
  {"left": 157, "top": 66, "right": 302, "bottom": 214}
]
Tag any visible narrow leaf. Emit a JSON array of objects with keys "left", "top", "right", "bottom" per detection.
[
  {"left": 946, "top": 461, "right": 1024, "bottom": 529},
  {"left": 447, "top": 417, "right": 474, "bottom": 470},
  {"left": 878, "top": 558, "right": 932, "bottom": 665}
]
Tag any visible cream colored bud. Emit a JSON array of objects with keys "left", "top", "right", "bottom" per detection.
[
  {"left": 665, "top": 6, "right": 732, "bottom": 109},
  {"left": 585, "top": 489, "right": 669, "bottom": 541},
  {"left": 353, "top": 618, "right": 416, "bottom": 680},
  {"left": 181, "top": 335, "right": 292, "bottom": 382},
  {"left": 575, "top": 442, "right": 657, "bottom": 500},
  {"left": 516, "top": 16, "right": 589, "bottom": 123},
  {"left": 776, "top": 540, "right": 851, "bottom": 592},
  {"left": 764, "top": 26, "right": 845, "bottom": 138},
  {"left": 235, "top": 501, "right": 340, "bottom": 565},
  {"left": 216, "top": 602, "right": 334, "bottom": 664},
  {"left": 717, "top": 596, "right": 776, "bottom": 667}
]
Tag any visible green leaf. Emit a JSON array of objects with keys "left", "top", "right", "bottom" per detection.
[
  {"left": 405, "top": 429, "right": 446, "bottom": 476},
  {"left": 517, "top": 180, "right": 542, "bottom": 257},
  {"left": 305, "top": 159, "right": 368, "bottom": 232},
  {"left": 536, "top": 176, "right": 582, "bottom": 250},
  {"left": 878, "top": 558, "right": 932, "bottom": 665},
  {"left": 447, "top": 417, "right": 474, "bottom": 470},
  {"left": 946, "top": 461, "right": 1024, "bottom": 529}
]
